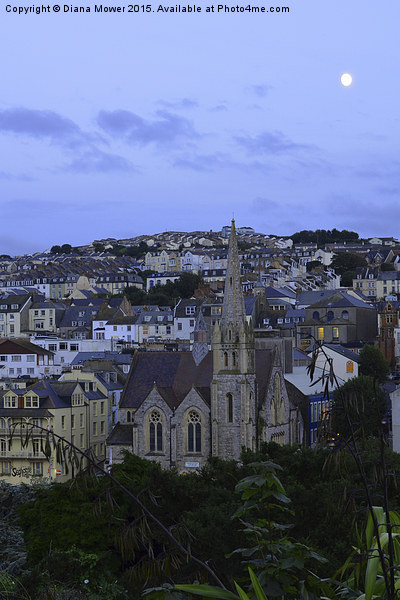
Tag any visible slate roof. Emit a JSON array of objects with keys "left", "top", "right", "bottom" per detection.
[
  {"left": 322, "top": 344, "right": 361, "bottom": 362},
  {"left": 308, "top": 291, "right": 375, "bottom": 310},
  {"left": 59, "top": 306, "right": 101, "bottom": 328},
  {"left": 0, "top": 339, "right": 53, "bottom": 356},
  {"left": 120, "top": 349, "right": 274, "bottom": 411},
  {"left": 70, "top": 297, "right": 105, "bottom": 306},
  {"left": 27, "top": 380, "right": 80, "bottom": 408},
  {"left": 107, "top": 423, "right": 134, "bottom": 445},
  {"left": 264, "top": 286, "right": 296, "bottom": 299},
  {"left": 296, "top": 290, "right": 344, "bottom": 307}
]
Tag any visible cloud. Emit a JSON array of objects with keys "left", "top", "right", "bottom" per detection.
[
  {"left": 209, "top": 104, "right": 228, "bottom": 112},
  {"left": 157, "top": 98, "right": 198, "bottom": 110},
  {"left": 236, "top": 130, "right": 309, "bottom": 155},
  {"left": 0, "top": 170, "right": 34, "bottom": 181},
  {"left": 249, "top": 84, "right": 272, "bottom": 98},
  {"left": 65, "top": 148, "right": 137, "bottom": 173},
  {"left": 0, "top": 108, "right": 86, "bottom": 147},
  {"left": 173, "top": 153, "right": 271, "bottom": 173},
  {"left": 97, "top": 109, "right": 198, "bottom": 146},
  {"left": 251, "top": 197, "right": 281, "bottom": 214}
]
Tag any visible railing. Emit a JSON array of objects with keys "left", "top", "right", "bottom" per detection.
[{"left": 0, "top": 450, "right": 47, "bottom": 459}]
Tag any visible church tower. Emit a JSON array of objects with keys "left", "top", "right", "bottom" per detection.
[{"left": 211, "top": 219, "right": 257, "bottom": 460}]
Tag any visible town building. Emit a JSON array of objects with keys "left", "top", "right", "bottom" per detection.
[{"left": 107, "top": 221, "right": 304, "bottom": 472}]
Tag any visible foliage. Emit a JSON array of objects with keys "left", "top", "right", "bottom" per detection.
[
  {"left": 359, "top": 345, "right": 390, "bottom": 383},
  {"left": 229, "top": 461, "right": 329, "bottom": 599},
  {"left": 331, "top": 376, "right": 387, "bottom": 440},
  {"left": 122, "top": 273, "right": 203, "bottom": 307},
  {"left": 337, "top": 506, "right": 400, "bottom": 600},
  {"left": 50, "top": 244, "right": 74, "bottom": 254},
  {"left": 330, "top": 253, "right": 366, "bottom": 285},
  {"left": 111, "top": 242, "right": 149, "bottom": 259},
  {"left": 174, "top": 567, "right": 267, "bottom": 600},
  {"left": 290, "top": 229, "right": 359, "bottom": 246},
  {"left": 306, "top": 260, "right": 323, "bottom": 272},
  {"left": 0, "top": 481, "right": 37, "bottom": 576}
]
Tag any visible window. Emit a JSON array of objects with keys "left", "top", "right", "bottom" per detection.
[
  {"left": 332, "top": 327, "right": 339, "bottom": 340},
  {"left": 71, "top": 415, "right": 75, "bottom": 428},
  {"left": 327, "top": 310, "right": 334, "bottom": 321},
  {"left": 0, "top": 356, "right": 7, "bottom": 362},
  {"left": 5, "top": 396, "right": 17, "bottom": 408},
  {"left": 342, "top": 310, "right": 349, "bottom": 320},
  {"left": 100, "top": 421, "right": 105, "bottom": 434},
  {"left": 188, "top": 410, "right": 201, "bottom": 453},
  {"left": 32, "top": 462, "right": 43, "bottom": 476},
  {"left": 32, "top": 439, "right": 40, "bottom": 456},
  {"left": 27, "top": 368, "right": 34, "bottom": 375},
  {"left": 189, "top": 319, "right": 195, "bottom": 327},
  {"left": 11, "top": 355, "right": 21, "bottom": 362},
  {"left": 0, "top": 461, "right": 11, "bottom": 475},
  {"left": 59, "top": 343, "right": 67, "bottom": 350},
  {"left": 80, "top": 413, "right": 84, "bottom": 428},
  {"left": 100, "top": 401, "right": 105, "bottom": 415},
  {"left": 92, "top": 422, "right": 98, "bottom": 436},
  {"left": 317, "top": 327, "right": 324, "bottom": 340},
  {"left": 227, "top": 393, "right": 233, "bottom": 423},
  {"left": 149, "top": 410, "right": 163, "bottom": 452},
  {"left": 80, "top": 434, "right": 84, "bottom": 448},
  {"left": 61, "top": 416, "right": 65, "bottom": 429},
  {"left": 312, "top": 311, "right": 320, "bottom": 320},
  {"left": 177, "top": 323, "right": 183, "bottom": 331},
  {"left": 70, "top": 344, "right": 79, "bottom": 351},
  {"left": 186, "top": 306, "right": 195, "bottom": 315},
  {"left": 27, "top": 355, "right": 35, "bottom": 362},
  {"left": 127, "top": 410, "right": 131, "bottom": 423},
  {"left": 346, "top": 361, "right": 354, "bottom": 373}
]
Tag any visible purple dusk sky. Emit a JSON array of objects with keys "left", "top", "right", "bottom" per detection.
[{"left": 0, "top": 0, "right": 399, "bottom": 254}]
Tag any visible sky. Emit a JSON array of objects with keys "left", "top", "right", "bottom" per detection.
[{"left": 0, "top": 0, "right": 399, "bottom": 254}]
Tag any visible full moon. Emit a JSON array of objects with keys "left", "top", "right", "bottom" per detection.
[{"left": 340, "top": 73, "right": 353, "bottom": 87}]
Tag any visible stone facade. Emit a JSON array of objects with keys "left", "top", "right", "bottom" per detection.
[{"left": 107, "top": 221, "right": 303, "bottom": 471}]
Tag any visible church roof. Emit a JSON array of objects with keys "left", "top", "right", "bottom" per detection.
[
  {"left": 120, "top": 349, "right": 274, "bottom": 410},
  {"left": 120, "top": 351, "right": 213, "bottom": 409}
]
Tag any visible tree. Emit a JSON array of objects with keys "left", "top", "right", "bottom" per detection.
[
  {"left": 330, "top": 252, "right": 367, "bottom": 276},
  {"left": 331, "top": 375, "right": 387, "bottom": 440},
  {"left": 359, "top": 344, "right": 390, "bottom": 383},
  {"left": 174, "top": 461, "right": 333, "bottom": 600}
]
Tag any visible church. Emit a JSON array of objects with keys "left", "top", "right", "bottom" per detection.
[{"left": 107, "top": 221, "right": 303, "bottom": 471}]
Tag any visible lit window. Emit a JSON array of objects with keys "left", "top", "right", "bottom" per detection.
[{"left": 317, "top": 327, "right": 324, "bottom": 340}]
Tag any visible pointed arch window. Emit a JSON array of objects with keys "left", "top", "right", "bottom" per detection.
[
  {"left": 149, "top": 410, "right": 163, "bottom": 452},
  {"left": 227, "top": 393, "right": 233, "bottom": 423},
  {"left": 224, "top": 352, "right": 228, "bottom": 367},
  {"left": 188, "top": 410, "right": 201, "bottom": 453},
  {"left": 232, "top": 352, "right": 237, "bottom": 367},
  {"left": 127, "top": 410, "right": 131, "bottom": 423}
]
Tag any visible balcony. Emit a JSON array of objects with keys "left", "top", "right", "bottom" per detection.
[{"left": 0, "top": 450, "right": 47, "bottom": 459}]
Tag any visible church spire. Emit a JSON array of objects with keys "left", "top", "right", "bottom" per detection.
[{"left": 221, "top": 219, "right": 246, "bottom": 337}]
